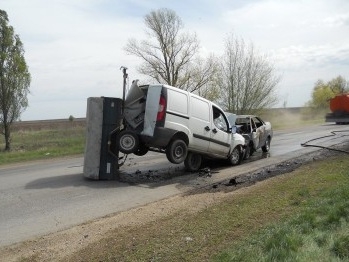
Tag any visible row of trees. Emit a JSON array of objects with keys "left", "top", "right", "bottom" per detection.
[{"left": 125, "top": 8, "right": 280, "bottom": 115}]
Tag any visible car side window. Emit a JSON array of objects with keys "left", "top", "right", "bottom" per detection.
[
  {"left": 213, "top": 106, "right": 228, "bottom": 132},
  {"left": 252, "top": 117, "right": 263, "bottom": 128}
]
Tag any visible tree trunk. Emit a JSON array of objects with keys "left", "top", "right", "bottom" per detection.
[{"left": 4, "top": 123, "right": 11, "bottom": 151}]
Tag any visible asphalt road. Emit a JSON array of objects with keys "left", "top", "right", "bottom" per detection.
[{"left": 0, "top": 124, "right": 349, "bottom": 247}]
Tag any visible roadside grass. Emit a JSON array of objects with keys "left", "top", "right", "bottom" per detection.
[
  {"left": 60, "top": 155, "right": 349, "bottom": 262},
  {"left": 0, "top": 126, "right": 85, "bottom": 165},
  {"left": 214, "top": 163, "right": 349, "bottom": 262}
]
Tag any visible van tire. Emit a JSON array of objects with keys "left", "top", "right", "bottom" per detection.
[
  {"left": 134, "top": 143, "right": 149, "bottom": 156},
  {"left": 118, "top": 130, "right": 139, "bottom": 154},
  {"left": 166, "top": 139, "right": 188, "bottom": 164},
  {"left": 229, "top": 146, "right": 242, "bottom": 166},
  {"left": 184, "top": 152, "right": 202, "bottom": 172}
]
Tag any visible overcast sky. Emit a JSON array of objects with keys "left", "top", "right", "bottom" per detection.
[{"left": 1, "top": 0, "right": 348, "bottom": 120}]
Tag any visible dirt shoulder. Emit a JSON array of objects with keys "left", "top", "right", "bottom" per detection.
[{"left": 1, "top": 144, "right": 348, "bottom": 262}]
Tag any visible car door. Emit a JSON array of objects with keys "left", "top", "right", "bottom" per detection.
[
  {"left": 253, "top": 116, "right": 266, "bottom": 147},
  {"left": 208, "top": 106, "right": 231, "bottom": 156},
  {"left": 251, "top": 118, "right": 260, "bottom": 149}
]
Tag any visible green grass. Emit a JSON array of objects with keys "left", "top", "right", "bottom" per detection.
[
  {"left": 214, "top": 158, "right": 349, "bottom": 262},
  {"left": 0, "top": 127, "right": 85, "bottom": 165},
  {"left": 59, "top": 155, "right": 349, "bottom": 262}
]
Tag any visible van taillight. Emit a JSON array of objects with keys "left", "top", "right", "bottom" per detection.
[{"left": 157, "top": 96, "right": 166, "bottom": 121}]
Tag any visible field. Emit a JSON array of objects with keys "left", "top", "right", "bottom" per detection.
[
  {"left": 0, "top": 118, "right": 86, "bottom": 165},
  {"left": 0, "top": 108, "right": 326, "bottom": 165}
]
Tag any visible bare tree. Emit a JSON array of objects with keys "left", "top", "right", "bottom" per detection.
[
  {"left": 219, "top": 34, "right": 280, "bottom": 114},
  {"left": 125, "top": 8, "right": 217, "bottom": 93},
  {"left": 0, "top": 10, "right": 31, "bottom": 151}
]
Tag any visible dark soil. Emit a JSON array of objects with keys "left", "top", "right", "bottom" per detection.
[{"left": 194, "top": 142, "right": 349, "bottom": 194}]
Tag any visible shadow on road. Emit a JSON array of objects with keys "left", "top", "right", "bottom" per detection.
[
  {"left": 25, "top": 173, "right": 128, "bottom": 190},
  {"left": 24, "top": 151, "right": 272, "bottom": 190}
]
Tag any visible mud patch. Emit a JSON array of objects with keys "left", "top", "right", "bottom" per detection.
[
  {"left": 190, "top": 142, "right": 349, "bottom": 194},
  {"left": 117, "top": 165, "right": 187, "bottom": 184},
  {"left": 117, "top": 142, "right": 349, "bottom": 190}
]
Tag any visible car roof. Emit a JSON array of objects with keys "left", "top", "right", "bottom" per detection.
[{"left": 236, "top": 115, "right": 256, "bottom": 118}]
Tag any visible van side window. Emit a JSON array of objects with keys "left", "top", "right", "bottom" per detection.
[{"left": 213, "top": 106, "right": 228, "bottom": 132}]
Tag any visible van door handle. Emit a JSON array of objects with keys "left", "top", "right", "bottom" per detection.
[
  {"left": 205, "top": 126, "right": 210, "bottom": 131},
  {"left": 212, "top": 128, "right": 218, "bottom": 134}
]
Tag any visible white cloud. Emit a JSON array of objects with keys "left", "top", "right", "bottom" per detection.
[{"left": 1, "top": 0, "right": 349, "bottom": 119}]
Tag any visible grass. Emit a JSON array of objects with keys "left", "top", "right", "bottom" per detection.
[
  {"left": 58, "top": 155, "right": 349, "bottom": 262},
  {"left": 0, "top": 126, "right": 85, "bottom": 165}
]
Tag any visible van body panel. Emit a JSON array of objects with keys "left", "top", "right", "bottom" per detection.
[
  {"left": 141, "top": 127, "right": 177, "bottom": 147},
  {"left": 166, "top": 87, "right": 189, "bottom": 116},
  {"left": 164, "top": 119, "right": 190, "bottom": 137}
]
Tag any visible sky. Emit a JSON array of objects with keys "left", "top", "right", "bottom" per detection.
[{"left": 1, "top": 0, "right": 348, "bottom": 120}]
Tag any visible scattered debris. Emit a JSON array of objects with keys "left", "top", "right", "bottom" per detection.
[{"left": 185, "top": 237, "right": 193, "bottom": 242}]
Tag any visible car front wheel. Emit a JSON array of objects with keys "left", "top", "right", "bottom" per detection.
[
  {"left": 244, "top": 145, "right": 251, "bottom": 160},
  {"left": 262, "top": 137, "right": 271, "bottom": 152}
]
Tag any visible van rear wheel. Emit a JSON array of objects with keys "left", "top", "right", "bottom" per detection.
[
  {"left": 117, "top": 130, "right": 139, "bottom": 154},
  {"left": 184, "top": 152, "right": 202, "bottom": 172},
  {"left": 166, "top": 139, "right": 188, "bottom": 164}
]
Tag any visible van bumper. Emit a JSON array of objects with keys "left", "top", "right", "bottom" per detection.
[{"left": 141, "top": 127, "right": 177, "bottom": 148}]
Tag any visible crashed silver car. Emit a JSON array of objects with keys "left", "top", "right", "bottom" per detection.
[{"left": 226, "top": 114, "right": 273, "bottom": 159}]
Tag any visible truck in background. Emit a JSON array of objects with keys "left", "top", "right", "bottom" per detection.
[{"left": 325, "top": 94, "right": 349, "bottom": 124}]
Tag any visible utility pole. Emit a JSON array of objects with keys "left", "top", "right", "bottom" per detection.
[{"left": 120, "top": 66, "right": 128, "bottom": 114}]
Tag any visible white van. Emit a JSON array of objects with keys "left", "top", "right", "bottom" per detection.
[{"left": 117, "top": 81, "right": 245, "bottom": 171}]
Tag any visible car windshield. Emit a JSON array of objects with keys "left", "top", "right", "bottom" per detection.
[{"left": 236, "top": 118, "right": 250, "bottom": 125}]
